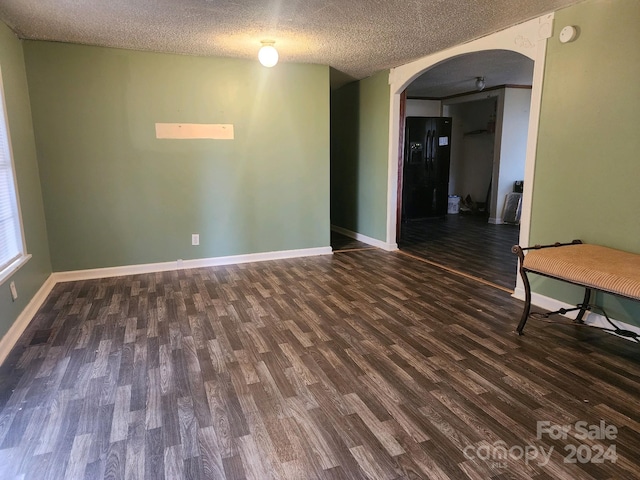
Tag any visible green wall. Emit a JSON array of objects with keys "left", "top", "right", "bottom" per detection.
[
  {"left": 530, "top": 0, "right": 640, "bottom": 325},
  {"left": 330, "top": 70, "right": 390, "bottom": 242},
  {"left": 0, "top": 24, "right": 52, "bottom": 339},
  {"left": 24, "top": 42, "right": 330, "bottom": 271}
]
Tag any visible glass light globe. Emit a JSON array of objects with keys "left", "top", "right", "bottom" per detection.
[{"left": 258, "top": 45, "right": 279, "bottom": 67}]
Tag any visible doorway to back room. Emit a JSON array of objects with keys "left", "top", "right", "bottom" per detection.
[{"left": 397, "top": 50, "right": 532, "bottom": 290}]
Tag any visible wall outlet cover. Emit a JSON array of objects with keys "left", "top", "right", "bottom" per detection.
[
  {"left": 192, "top": 234, "right": 200, "bottom": 246},
  {"left": 9, "top": 281, "right": 18, "bottom": 301}
]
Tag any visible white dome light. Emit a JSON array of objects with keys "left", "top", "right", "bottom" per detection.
[{"left": 258, "top": 43, "right": 278, "bottom": 68}]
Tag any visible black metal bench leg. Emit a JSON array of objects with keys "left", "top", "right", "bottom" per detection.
[
  {"left": 516, "top": 269, "right": 532, "bottom": 335},
  {"left": 575, "top": 287, "right": 592, "bottom": 324},
  {"left": 512, "top": 245, "right": 531, "bottom": 335}
]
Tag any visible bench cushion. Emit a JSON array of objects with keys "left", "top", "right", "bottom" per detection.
[{"left": 523, "top": 244, "right": 640, "bottom": 300}]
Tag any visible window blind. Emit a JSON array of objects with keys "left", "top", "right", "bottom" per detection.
[{"left": 0, "top": 75, "right": 22, "bottom": 273}]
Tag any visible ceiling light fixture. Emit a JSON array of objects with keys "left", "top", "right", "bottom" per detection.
[
  {"left": 258, "top": 41, "right": 278, "bottom": 67},
  {"left": 475, "top": 76, "right": 486, "bottom": 91}
]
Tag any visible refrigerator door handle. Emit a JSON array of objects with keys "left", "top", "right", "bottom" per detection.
[{"left": 425, "top": 131, "right": 431, "bottom": 174}]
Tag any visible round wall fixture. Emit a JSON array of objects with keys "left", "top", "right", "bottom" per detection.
[{"left": 559, "top": 25, "right": 577, "bottom": 43}]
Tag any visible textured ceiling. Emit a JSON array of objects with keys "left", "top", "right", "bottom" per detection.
[
  {"left": 0, "top": 0, "right": 583, "bottom": 82},
  {"left": 406, "top": 50, "right": 535, "bottom": 98}
]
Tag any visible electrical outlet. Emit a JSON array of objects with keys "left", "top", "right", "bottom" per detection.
[
  {"left": 9, "top": 281, "right": 18, "bottom": 301},
  {"left": 192, "top": 234, "right": 200, "bottom": 246}
]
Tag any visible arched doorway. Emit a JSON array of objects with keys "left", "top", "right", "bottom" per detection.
[
  {"left": 398, "top": 50, "right": 533, "bottom": 289},
  {"left": 385, "top": 14, "right": 555, "bottom": 291}
]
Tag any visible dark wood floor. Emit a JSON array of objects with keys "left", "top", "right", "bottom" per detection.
[
  {"left": 1, "top": 249, "right": 640, "bottom": 479},
  {"left": 399, "top": 214, "right": 520, "bottom": 290},
  {"left": 330, "top": 231, "right": 373, "bottom": 252}
]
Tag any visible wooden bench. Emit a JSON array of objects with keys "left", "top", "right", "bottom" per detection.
[{"left": 512, "top": 240, "right": 640, "bottom": 336}]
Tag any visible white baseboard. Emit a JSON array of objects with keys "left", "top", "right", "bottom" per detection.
[
  {"left": 0, "top": 274, "right": 56, "bottom": 365},
  {"left": 488, "top": 217, "right": 503, "bottom": 225},
  {"left": 53, "top": 246, "right": 333, "bottom": 283},
  {"left": 512, "top": 287, "right": 640, "bottom": 342},
  {"left": 331, "top": 225, "right": 398, "bottom": 251}
]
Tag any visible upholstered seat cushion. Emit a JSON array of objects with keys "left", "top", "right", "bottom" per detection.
[{"left": 523, "top": 244, "right": 640, "bottom": 300}]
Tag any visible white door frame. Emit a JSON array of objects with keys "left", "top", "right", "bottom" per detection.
[{"left": 385, "top": 14, "right": 554, "bottom": 292}]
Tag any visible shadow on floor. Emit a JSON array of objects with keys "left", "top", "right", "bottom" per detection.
[{"left": 330, "top": 231, "right": 374, "bottom": 252}]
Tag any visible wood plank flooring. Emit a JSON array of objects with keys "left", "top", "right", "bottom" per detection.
[
  {"left": 1, "top": 249, "right": 640, "bottom": 479},
  {"left": 399, "top": 214, "right": 520, "bottom": 290},
  {"left": 330, "top": 231, "right": 373, "bottom": 252}
]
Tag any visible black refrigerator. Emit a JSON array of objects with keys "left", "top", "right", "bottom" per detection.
[{"left": 402, "top": 116, "right": 452, "bottom": 220}]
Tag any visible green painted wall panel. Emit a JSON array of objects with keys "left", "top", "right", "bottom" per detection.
[
  {"left": 331, "top": 71, "right": 389, "bottom": 241},
  {"left": 0, "top": 23, "right": 52, "bottom": 340},
  {"left": 530, "top": 0, "right": 640, "bottom": 325},
  {"left": 24, "top": 42, "right": 330, "bottom": 271},
  {"left": 331, "top": 81, "right": 360, "bottom": 232}
]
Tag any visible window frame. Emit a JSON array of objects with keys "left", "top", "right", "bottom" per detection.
[{"left": 0, "top": 66, "right": 31, "bottom": 287}]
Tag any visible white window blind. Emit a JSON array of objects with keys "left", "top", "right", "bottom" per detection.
[{"left": 0, "top": 70, "right": 23, "bottom": 275}]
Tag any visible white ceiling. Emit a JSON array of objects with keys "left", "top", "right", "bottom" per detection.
[
  {"left": 406, "top": 50, "right": 535, "bottom": 98},
  {"left": 0, "top": 0, "right": 582, "bottom": 83}
]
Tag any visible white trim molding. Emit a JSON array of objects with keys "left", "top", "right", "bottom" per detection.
[
  {"left": 0, "top": 273, "right": 56, "bottom": 365},
  {"left": 0, "top": 253, "right": 31, "bottom": 287},
  {"left": 512, "top": 287, "right": 640, "bottom": 342},
  {"left": 53, "top": 246, "right": 333, "bottom": 283},
  {"left": 331, "top": 225, "right": 398, "bottom": 251}
]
